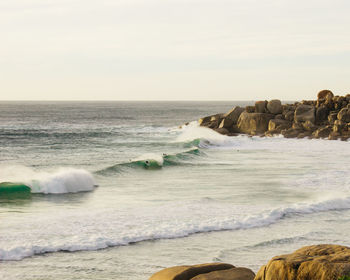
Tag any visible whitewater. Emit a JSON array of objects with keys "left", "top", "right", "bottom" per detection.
[{"left": 0, "top": 101, "right": 349, "bottom": 280}]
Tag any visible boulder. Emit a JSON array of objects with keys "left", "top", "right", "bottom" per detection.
[
  {"left": 255, "top": 244, "right": 350, "bottom": 280},
  {"left": 338, "top": 107, "right": 350, "bottom": 122},
  {"left": 317, "top": 89, "right": 334, "bottom": 100},
  {"left": 294, "top": 104, "right": 315, "bottom": 123},
  {"left": 268, "top": 119, "right": 291, "bottom": 131},
  {"left": 302, "top": 120, "right": 317, "bottom": 131},
  {"left": 149, "top": 263, "right": 235, "bottom": 280},
  {"left": 214, "top": 127, "right": 229, "bottom": 135},
  {"left": 328, "top": 112, "right": 338, "bottom": 124},
  {"left": 224, "top": 107, "right": 245, "bottom": 124},
  {"left": 191, "top": 267, "right": 255, "bottom": 280},
  {"left": 245, "top": 106, "right": 255, "bottom": 113},
  {"left": 329, "top": 131, "right": 341, "bottom": 140},
  {"left": 284, "top": 111, "right": 295, "bottom": 122},
  {"left": 274, "top": 114, "right": 284, "bottom": 120},
  {"left": 281, "top": 128, "right": 302, "bottom": 138},
  {"left": 237, "top": 112, "right": 275, "bottom": 135},
  {"left": 198, "top": 116, "right": 212, "bottom": 126},
  {"left": 315, "top": 106, "right": 329, "bottom": 124},
  {"left": 219, "top": 118, "right": 234, "bottom": 129},
  {"left": 267, "top": 99, "right": 283, "bottom": 114},
  {"left": 312, "top": 126, "right": 332, "bottom": 138},
  {"left": 333, "top": 120, "right": 345, "bottom": 133},
  {"left": 255, "top": 101, "right": 267, "bottom": 113}
]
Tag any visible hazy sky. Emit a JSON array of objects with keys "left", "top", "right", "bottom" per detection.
[{"left": 1, "top": 0, "right": 350, "bottom": 100}]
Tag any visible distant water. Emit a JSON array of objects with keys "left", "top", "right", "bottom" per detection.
[{"left": 0, "top": 101, "right": 349, "bottom": 280}]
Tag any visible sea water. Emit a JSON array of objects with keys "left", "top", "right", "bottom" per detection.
[{"left": 0, "top": 101, "right": 349, "bottom": 280}]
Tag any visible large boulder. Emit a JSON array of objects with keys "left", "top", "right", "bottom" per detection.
[
  {"left": 294, "top": 104, "right": 316, "bottom": 123},
  {"left": 315, "top": 106, "right": 329, "bottom": 124},
  {"left": 255, "top": 101, "right": 267, "bottom": 113},
  {"left": 312, "top": 126, "right": 332, "bottom": 138},
  {"left": 149, "top": 263, "right": 248, "bottom": 280},
  {"left": 317, "top": 89, "right": 334, "bottom": 100},
  {"left": 338, "top": 107, "right": 350, "bottom": 123},
  {"left": 267, "top": 99, "right": 283, "bottom": 114},
  {"left": 255, "top": 244, "right": 350, "bottom": 280},
  {"left": 268, "top": 119, "right": 291, "bottom": 131},
  {"left": 237, "top": 112, "right": 275, "bottom": 135},
  {"left": 224, "top": 107, "right": 245, "bottom": 124}
]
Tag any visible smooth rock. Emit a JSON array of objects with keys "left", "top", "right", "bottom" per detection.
[
  {"left": 149, "top": 263, "right": 235, "bottom": 280},
  {"left": 223, "top": 107, "right": 245, "bottom": 124},
  {"left": 268, "top": 119, "right": 291, "bottom": 131},
  {"left": 317, "top": 89, "right": 334, "bottom": 100},
  {"left": 267, "top": 99, "right": 282, "bottom": 114},
  {"left": 255, "top": 101, "right": 267, "bottom": 113},
  {"left": 294, "top": 104, "right": 316, "bottom": 123},
  {"left": 255, "top": 244, "right": 350, "bottom": 280},
  {"left": 237, "top": 112, "right": 274, "bottom": 135}
]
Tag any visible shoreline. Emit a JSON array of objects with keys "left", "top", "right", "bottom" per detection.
[{"left": 197, "top": 90, "right": 350, "bottom": 141}]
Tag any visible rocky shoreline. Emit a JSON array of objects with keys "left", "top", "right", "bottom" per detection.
[
  {"left": 149, "top": 244, "right": 350, "bottom": 280},
  {"left": 197, "top": 90, "right": 350, "bottom": 141}
]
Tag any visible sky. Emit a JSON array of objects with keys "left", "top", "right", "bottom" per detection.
[{"left": 1, "top": 0, "right": 350, "bottom": 101}]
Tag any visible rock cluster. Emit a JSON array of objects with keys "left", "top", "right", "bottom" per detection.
[
  {"left": 198, "top": 90, "right": 350, "bottom": 141},
  {"left": 149, "top": 262, "right": 255, "bottom": 280},
  {"left": 149, "top": 244, "right": 350, "bottom": 280}
]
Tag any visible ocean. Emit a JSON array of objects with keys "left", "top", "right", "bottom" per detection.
[{"left": 0, "top": 101, "right": 349, "bottom": 280}]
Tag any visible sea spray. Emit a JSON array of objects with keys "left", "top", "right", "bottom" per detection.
[
  {"left": 0, "top": 166, "right": 96, "bottom": 194},
  {"left": 1, "top": 195, "right": 350, "bottom": 261}
]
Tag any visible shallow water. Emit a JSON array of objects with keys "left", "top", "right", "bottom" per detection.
[{"left": 0, "top": 101, "right": 349, "bottom": 279}]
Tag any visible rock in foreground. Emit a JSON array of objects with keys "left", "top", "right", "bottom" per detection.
[
  {"left": 149, "top": 263, "right": 255, "bottom": 280},
  {"left": 255, "top": 244, "right": 350, "bottom": 280}
]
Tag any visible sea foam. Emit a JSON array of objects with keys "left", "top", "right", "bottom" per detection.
[
  {"left": 1, "top": 195, "right": 350, "bottom": 261},
  {"left": 0, "top": 166, "right": 96, "bottom": 194}
]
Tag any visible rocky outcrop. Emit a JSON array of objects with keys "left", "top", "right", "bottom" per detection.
[
  {"left": 255, "top": 244, "right": 350, "bottom": 280},
  {"left": 197, "top": 90, "right": 350, "bottom": 140},
  {"left": 149, "top": 263, "right": 254, "bottom": 280}
]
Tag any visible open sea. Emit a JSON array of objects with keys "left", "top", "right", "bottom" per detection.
[{"left": 0, "top": 101, "right": 349, "bottom": 280}]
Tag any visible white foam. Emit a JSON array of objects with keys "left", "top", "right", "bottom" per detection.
[
  {"left": 0, "top": 166, "right": 96, "bottom": 194},
  {"left": 1, "top": 195, "right": 350, "bottom": 261}
]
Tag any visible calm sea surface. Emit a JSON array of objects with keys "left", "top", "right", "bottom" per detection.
[{"left": 0, "top": 101, "right": 349, "bottom": 280}]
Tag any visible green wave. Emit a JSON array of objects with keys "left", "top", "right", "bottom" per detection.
[
  {"left": 0, "top": 182, "right": 32, "bottom": 198},
  {"left": 95, "top": 148, "right": 202, "bottom": 175}
]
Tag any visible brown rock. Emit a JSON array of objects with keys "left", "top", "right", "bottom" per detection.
[
  {"left": 294, "top": 104, "right": 316, "bottom": 123},
  {"left": 313, "top": 126, "right": 332, "bottom": 138},
  {"left": 214, "top": 127, "right": 230, "bottom": 135},
  {"left": 219, "top": 118, "right": 234, "bottom": 129},
  {"left": 315, "top": 106, "right": 329, "bottom": 124},
  {"left": 267, "top": 99, "right": 283, "bottom": 114},
  {"left": 328, "top": 112, "right": 338, "bottom": 124},
  {"left": 338, "top": 107, "right": 350, "bottom": 122},
  {"left": 281, "top": 128, "right": 301, "bottom": 138},
  {"left": 191, "top": 267, "right": 255, "bottom": 280},
  {"left": 268, "top": 119, "right": 291, "bottom": 131},
  {"left": 302, "top": 120, "right": 317, "bottom": 131},
  {"left": 317, "top": 89, "right": 334, "bottom": 100},
  {"left": 237, "top": 112, "right": 275, "bottom": 135},
  {"left": 329, "top": 131, "right": 341, "bottom": 140},
  {"left": 284, "top": 111, "right": 295, "bottom": 122},
  {"left": 333, "top": 120, "right": 345, "bottom": 133},
  {"left": 297, "top": 131, "right": 312, "bottom": 138},
  {"left": 274, "top": 114, "right": 284, "bottom": 120},
  {"left": 198, "top": 116, "right": 212, "bottom": 126},
  {"left": 245, "top": 106, "right": 255, "bottom": 113},
  {"left": 149, "top": 263, "right": 235, "bottom": 280},
  {"left": 255, "top": 101, "right": 267, "bottom": 113},
  {"left": 255, "top": 244, "right": 350, "bottom": 280},
  {"left": 224, "top": 107, "right": 245, "bottom": 124}
]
